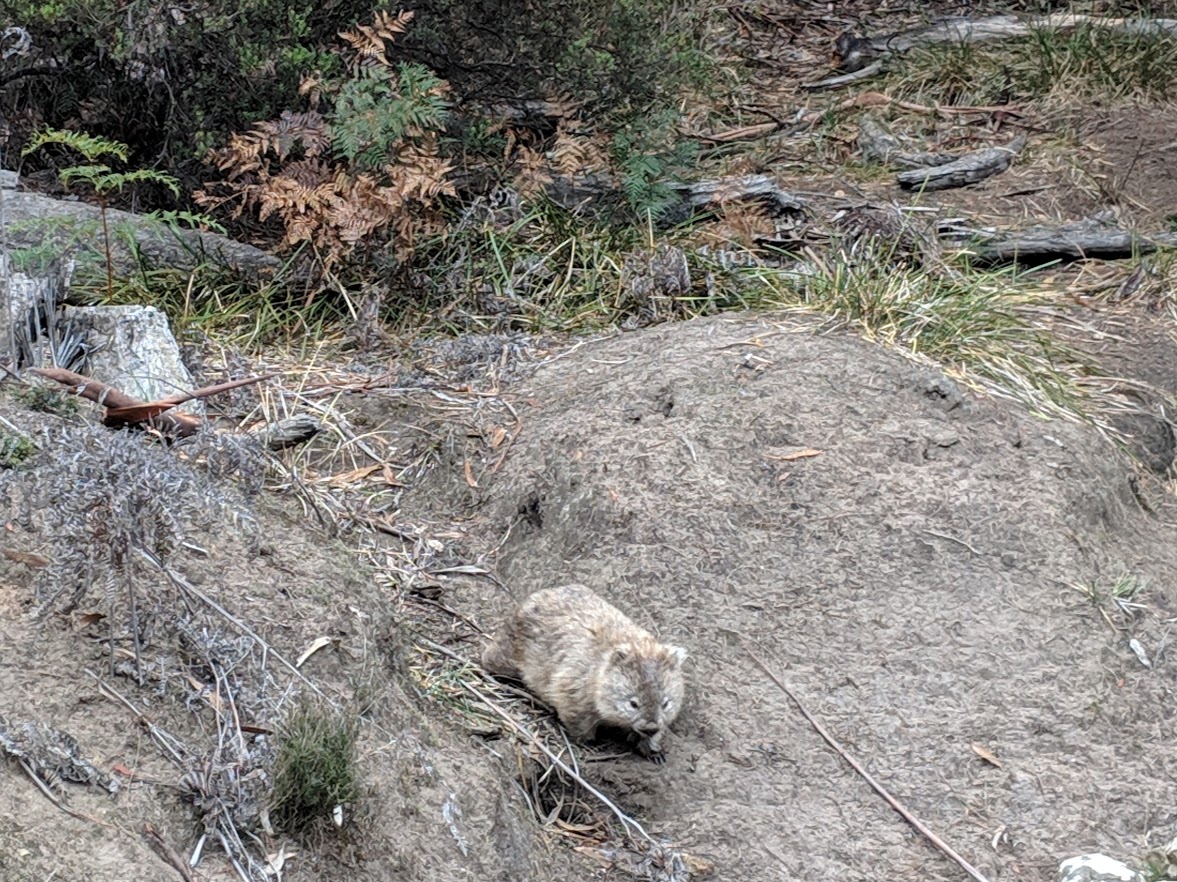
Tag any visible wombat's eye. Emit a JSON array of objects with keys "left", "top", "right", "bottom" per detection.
[{"left": 628, "top": 698, "right": 640, "bottom": 710}]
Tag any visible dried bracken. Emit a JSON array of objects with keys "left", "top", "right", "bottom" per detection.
[{"left": 196, "top": 10, "right": 454, "bottom": 271}]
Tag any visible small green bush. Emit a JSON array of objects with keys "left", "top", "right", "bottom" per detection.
[
  {"left": 269, "top": 701, "right": 362, "bottom": 835},
  {"left": 0, "top": 434, "right": 36, "bottom": 469},
  {"left": 399, "top": 0, "right": 713, "bottom": 123},
  {"left": 10, "top": 384, "right": 79, "bottom": 416}
]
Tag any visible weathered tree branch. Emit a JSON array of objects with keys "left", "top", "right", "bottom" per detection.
[
  {"left": 940, "top": 215, "right": 1177, "bottom": 264},
  {"left": 897, "top": 136, "right": 1026, "bottom": 191},
  {"left": 28, "top": 368, "right": 270, "bottom": 437}
]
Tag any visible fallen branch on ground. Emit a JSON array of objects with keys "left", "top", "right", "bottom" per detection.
[
  {"left": 28, "top": 367, "right": 270, "bottom": 437},
  {"left": 740, "top": 638, "right": 994, "bottom": 882},
  {"left": 897, "top": 136, "right": 1026, "bottom": 191},
  {"left": 830, "top": 13, "right": 1177, "bottom": 80},
  {"left": 940, "top": 215, "right": 1177, "bottom": 263}
]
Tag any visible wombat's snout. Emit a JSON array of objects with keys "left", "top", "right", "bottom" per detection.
[{"left": 637, "top": 722, "right": 661, "bottom": 735}]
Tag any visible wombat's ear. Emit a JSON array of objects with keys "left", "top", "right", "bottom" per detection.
[
  {"left": 610, "top": 644, "right": 632, "bottom": 664},
  {"left": 668, "top": 645, "right": 688, "bottom": 666}
]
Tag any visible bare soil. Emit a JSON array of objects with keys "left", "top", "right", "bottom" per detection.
[
  {"left": 0, "top": 431, "right": 580, "bottom": 882},
  {"left": 2, "top": 321, "right": 1176, "bottom": 882},
  {"left": 396, "top": 313, "right": 1177, "bottom": 881}
]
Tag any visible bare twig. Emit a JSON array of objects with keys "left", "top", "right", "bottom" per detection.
[
  {"left": 143, "top": 823, "right": 198, "bottom": 882},
  {"left": 135, "top": 547, "right": 336, "bottom": 706},
  {"left": 15, "top": 758, "right": 115, "bottom": 828},
  {"left": 457, "top": 679, "right": 656, "bottom": 846},
  {"left": 740, "top": 638, "right": 994, "bottom": 882},
  {"left": 922, "top": 530, "right": 983, "bottom": 556},
  {"left": 87, "top": 671, "right": 189, "bottom": 767}
]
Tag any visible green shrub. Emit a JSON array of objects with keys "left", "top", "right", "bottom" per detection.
[
  {"left": 398, "top": 0, "right": 713, "bottom": 123},
  {"left": 269, "top": 700, "right": 362, "bottom": 835},
  {"left": 3, "top": 0, "right": 382, "bottom": 184}
]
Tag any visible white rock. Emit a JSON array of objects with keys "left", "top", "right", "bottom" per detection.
[
  {"left": 63, "top": 304, "right": 203, "bottom": 415},
  {"left": 1058, "top": 853, "right": 1144, "bottom": 882}
]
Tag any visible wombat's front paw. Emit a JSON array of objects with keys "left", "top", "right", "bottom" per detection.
[{"left": 638, "top": 738, "right": 666, "bottom": 764}]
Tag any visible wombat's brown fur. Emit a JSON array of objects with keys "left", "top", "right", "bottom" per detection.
[{"left": 482, "top": 584, "right": 687, "bottom": 759}]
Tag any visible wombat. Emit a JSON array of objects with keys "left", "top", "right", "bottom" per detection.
[{"left": 482, "top": 584, "right": 687, "bottom": 760}]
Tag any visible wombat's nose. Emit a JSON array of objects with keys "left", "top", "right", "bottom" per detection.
[{"left": 637, "top": 722, "right": 660, "bottom": 735}]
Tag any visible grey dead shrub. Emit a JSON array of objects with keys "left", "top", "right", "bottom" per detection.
[{"left": 0, "top": 424, "right": 253, "bottom": 674}]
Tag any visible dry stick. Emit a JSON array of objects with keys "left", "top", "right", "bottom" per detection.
[
  {"left": 87, "top": 671, "right": 189, "bottom": 767},
  {"left": 143, "top": 823, "right": 198, "bottom": 882},
  {"left": 457, "top": 679, "right": 656, "bottom": 846},
  {"left": 15, "top": 758, "right": 115, "bottom": 828},
  {"left": 740, "top": 639, "right": 994, "bottom": 882},
  {"left": 135, "top": 547, "right": 336, "bottom": 706}
]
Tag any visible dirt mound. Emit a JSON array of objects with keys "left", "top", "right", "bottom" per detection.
[
  {"left": 405, "top": 313, "right": 1177, "bottom": 880},
  {"left": 3, "top": 312, "right": 1174, "bottom": 882}
]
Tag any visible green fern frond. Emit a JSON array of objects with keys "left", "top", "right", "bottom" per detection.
[
  {"left": 23, "top": 128, "right": 129, "bottom": 163},
  {"left": 145, "top": 210, "right": 227, "bottom": 235}
]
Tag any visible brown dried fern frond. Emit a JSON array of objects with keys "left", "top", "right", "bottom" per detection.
[
  {"left": 513, "top": 146, "right": 554, "bottom": 198},
  {"left": 701, "top": 201, "right": 780, "bottom": 251},
  {"left": 550, "top": 120, "right": 610, "bottom": 178},
  {"left": 386, "top": 145, "right": 456, "bottom": 202},
  {"left": 339, "top": 9, "right": 414, "bottom": 69}
]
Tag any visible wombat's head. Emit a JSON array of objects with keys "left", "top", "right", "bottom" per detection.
[{"left": 596, "top": 640, "right": 687, "bottom": 741}]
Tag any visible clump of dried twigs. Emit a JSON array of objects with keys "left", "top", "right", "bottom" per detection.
[
  {"left": 410, "top": 637, "right": 704, "bottom": 882},
  {"left": 0, "top": 424, "right": 252, "bottom": 679}
]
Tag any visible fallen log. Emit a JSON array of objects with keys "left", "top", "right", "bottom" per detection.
[
  {"left": 259, "top": 414, "right": 323, "bottom": 451},
  {"left": 940, "top": 216, "right": 1177, "bottom": 264},
  {"left": 821, "top": 13, "right": 1177, "bottom": 89},
  {"left": 668, "top": 175, "right": 806, "bottom": 216},
  {"left": 857, "top": 118, "right": 956, "bottom": 169},
  {"left": 28, "top": 367, "right": 271, "bottom": 437},
  {"left": 897, "top": 136, "right": 1025, "bottom": 191}
]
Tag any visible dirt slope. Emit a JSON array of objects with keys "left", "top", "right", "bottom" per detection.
[
  {"left": 0, "top": 449, "right": 580, "bottom": 882},
  {"left": 404, "top": 313, "right": 1177, "bottom": 881}
]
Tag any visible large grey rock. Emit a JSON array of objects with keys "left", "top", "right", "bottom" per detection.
[
  {"left": 63, "top": 304, "right": 203, "bottom": 415},
  {"left": 1059, "top": 854, "right": 1145, "bottom": 882},
  {"left": 0, "top": 190, "right": 278, "bottom": 277}
]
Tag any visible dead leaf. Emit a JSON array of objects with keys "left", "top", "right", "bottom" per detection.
[
  {"left": 78, "top": 611, "right": 107, "bottom": 627},
  {"left": 489, "top": 426, "right": 508, "bottom": 449},
  {"left": 265, "top": 844, "right": 297, "bottom": 874},
  {"left": 2, "top": 549, "right": 49, "bottom": 568},
  {"left": 463, "top": 459, "right": 479, "bottom": 488},
  {"left": 326, "top": 463, "right": 383, "bottom": 486},
  {"left": 296, "top": 636, "right": 334, "bottom": 668},
  {"left": 186, "top": 675, "right": 223, "bottom": 712},
  {"left": 763, "top": 447, "right": 823, "bottom": 462},
  {"left": 683, "top": 854, "right": 717, "bottom": 877},
  {"left": 970, "top": 742, "right": 1002, "bottom": 768}
]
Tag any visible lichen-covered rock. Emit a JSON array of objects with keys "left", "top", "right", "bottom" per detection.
[
  {"left": 1058, "top": 854, "right": 1144, "bottom": 882},
  {"left": 1, "top": 190, "right": 278, "bottom": 277},
  {"left": 64, "top": 304, "right": 202, "bottom": 414}
]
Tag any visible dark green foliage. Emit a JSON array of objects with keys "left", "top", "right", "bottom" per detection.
[
  {"left": 4, "top": 0, "right": 712, "bottom": 193},
  {"left": 269, "top": 700, "right": 362, "bottom": 835},
  {"left": 331, "top": 62, "right": 450, "bottom": 169},
  {"left": 10, "top": 384, "right": 79, "bottom": 417},
  {"left": 612, "top": 117, "right": 699, "bottom": 222},
  {"left": 3, "top": 0, "right": 378, "bottom": 185},
  {"left": 398, "top": 0, "right": 711, "bottom": 122},
  {"left": 0, "top": 434, "right": 37, "bottom": 469}
]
